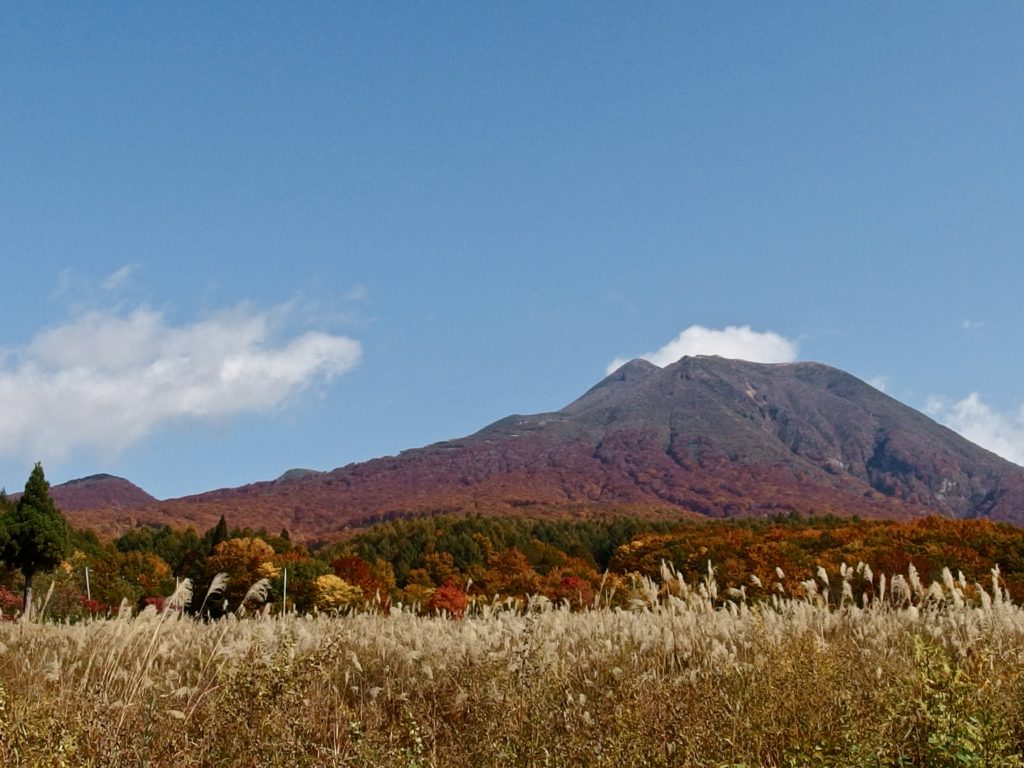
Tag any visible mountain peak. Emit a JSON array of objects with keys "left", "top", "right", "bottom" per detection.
[
  {"left": 611, "top": 357, "right": 662, "bottom": 378},
  {"left": 564, "top": 358, "right": 660, "bottom": 413},
  {"left": 275, "top": 468, "right": 324, "bottom": 483},
  {"left": 62, "top": 473, "right": 121, "bottom": 485},
  {"left": 50, "top": 474, "right": 157, "bottom": 511}
]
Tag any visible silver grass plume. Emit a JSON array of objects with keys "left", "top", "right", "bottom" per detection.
[
  {"left": 841, "top": 580, "right": 854, "bottom": 606},
  {"left": 941, "top": 567, "right": 956, "bottom": 592},
  {"left": 890, "top": 574, "right": 910, "bottom": 606},
  {"left": 977, "top": 582, "right": 992, "bottom": 611},
  {"left": 241, "top": 578, "right": 271, "bottom": 607},
  {"left": 907, "top": 563, "right": 923, "bottom": 600},
  {"left": 941, "top": 567, "right": 964, "bottom": 608},
  {"left": 164, "top": 578, "right": 193, "bottom": 612},
  {"left": 199, "top": 572, "right": 229, "bottom": 615},
  {"left": 704, "top": 560, "right": 718, "bottom": 602}
]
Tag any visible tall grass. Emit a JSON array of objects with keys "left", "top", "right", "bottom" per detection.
[{"left": 2, "top": 563, "right": 1024, "bottom": 767}]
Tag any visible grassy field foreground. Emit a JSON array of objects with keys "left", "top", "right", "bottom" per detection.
[{"left": 3, "top": 568, "right": 1024, "bottom": 767}]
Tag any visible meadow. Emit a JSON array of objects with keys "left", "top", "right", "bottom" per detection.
[{"left": 3, "top": 564, "right": 1024, "bottom": 767}]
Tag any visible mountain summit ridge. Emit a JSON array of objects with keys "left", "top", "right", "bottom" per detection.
[{"left": 54, "top": 356, "right": 1024, "bottom": 540}]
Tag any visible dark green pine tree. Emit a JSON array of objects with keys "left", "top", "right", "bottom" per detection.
[
  {"left": 210, "top": 515, "right": 229, "bottom": 550},
  {"left": 0, "top": 489, "right": 12, "bottom": 563},
  {"left": 6, "top": 463, "right": 70, "bottom": 620}
]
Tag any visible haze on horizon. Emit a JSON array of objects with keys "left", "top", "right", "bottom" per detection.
[{"left": 2, "top": 5, "right": 1023, "bottom": 496}]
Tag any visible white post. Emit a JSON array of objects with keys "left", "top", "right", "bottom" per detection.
[
  {"left": 282, "top": 568, "right": 288, "bottom": 614},
  {"left": 85, "top": 566, "right": 91, "bottom": 602}
]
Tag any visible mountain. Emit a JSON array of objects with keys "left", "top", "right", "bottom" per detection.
[
  {"left": 48, "top": 474, "right": 156, "bottom": 512},
  {"left": 59, "top": 356, "right": 1024, "bottom": 541}
]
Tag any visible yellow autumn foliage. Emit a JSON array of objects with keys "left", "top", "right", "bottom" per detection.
[
  {"left": 313, "top": 574, "right": 363, "bottom": 611},
  {"left": 207, "top": 537, "right": 280, "bottom": 605}
]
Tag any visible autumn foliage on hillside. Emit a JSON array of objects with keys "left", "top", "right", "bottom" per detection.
[
  {"left": 6, "top": 513, "right": 1024, "bottom": 619},
  {"left": 607, "top": 515, "right": 1024, "bottom": 601}
]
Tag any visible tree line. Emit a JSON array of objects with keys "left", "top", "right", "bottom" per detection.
[{"left": 7, "top": 463, "right": 1024, "bottom": 620}]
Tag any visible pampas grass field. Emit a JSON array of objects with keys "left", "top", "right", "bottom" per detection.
[{"left": 3, "top": 564, "right": 1024, "bottom": 767}]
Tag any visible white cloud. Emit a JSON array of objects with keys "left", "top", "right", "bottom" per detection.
[
  {"left": 344, "top": 284, "right": 369, "bottom": 302},
  {"left": 928, "top": 393, "right": 1024, "bottom": 466},
  {"left": 0, "top": 305, "right": 361, "bottom": 463},
  {"left": 101, "top": 264, "right": 136, "bottom": 290},
  {"left": 607, "top": 324, "right": 799, "bottom": 374},
  {"left": 867, "top": 376, "right": 889, "bottom": 393}
]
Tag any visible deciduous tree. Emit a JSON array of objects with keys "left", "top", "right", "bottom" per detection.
[
  {"left": 206, "top": 537, "right": 279, "bottom": 608},
  {"left": 427, "top": 581, "right": 469, "bottom": 618},
  {"left": 313, "top": 574, "right": 363, "bottom": 612}
]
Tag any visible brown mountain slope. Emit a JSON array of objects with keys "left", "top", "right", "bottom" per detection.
[
  {"left": 13, "top": 473, "right": 157, "bottom": 514},
  {"left": 65, "top": 356, "right": 1024, "bottom": 541}
]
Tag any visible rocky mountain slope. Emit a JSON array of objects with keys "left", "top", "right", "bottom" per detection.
[{"left": 58, "top": 356, "right": 1024, "bottom": 541}]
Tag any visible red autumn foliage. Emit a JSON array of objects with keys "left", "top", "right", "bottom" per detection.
[
  {"left": 331, "top": 556, "right": 379, "bottom": 599},
  {"left": 0, "top": 585, "right": 23, "bottom": 618},
  {"left": 427, "top": 581, "right": 469, "bottom": 618},
  {"left": 78, "top": 596, "right": 108, "bottom": 615},
  {"left": 550, "top": 575, "right": 595, "bottom": 610},
  {"left": 143, "top": 595, "right": 165, "bottom": 611}
]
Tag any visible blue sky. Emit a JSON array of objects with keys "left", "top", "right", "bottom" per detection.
[{"left": 2, "top": 4, "right": 1023, "bottom": 498}]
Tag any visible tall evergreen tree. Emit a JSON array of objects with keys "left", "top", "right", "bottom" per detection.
[
  {"left": 5, "top": 463, "right": 69, "bottom": 619},
  {"left": 0, "top": 489, "right": 12, "bottom": 562},
  {"left": 209, "top": 515, "right": 229, "bottom": 551}
]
